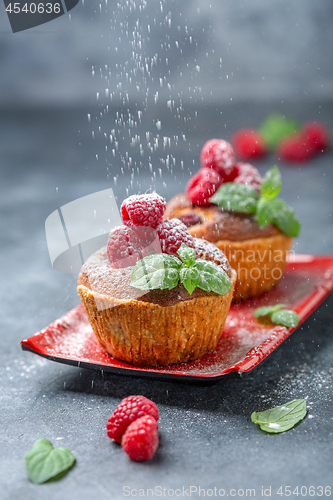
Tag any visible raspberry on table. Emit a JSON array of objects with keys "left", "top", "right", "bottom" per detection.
[
  {"left": 231, "top": 129, "right": 267, "bottom": 161},
  {"left": 107, "top": 226, "right": 156, "bottom": 268},
  {"left": 186, "top": 167, "right": 223, "bottom": 206},
  {"left": 106, "top": 395, "right": 159, "bottom": 443},
  {"left": 121, "top": 415, "right": 159, "bottom": 462},
  {"left": 157, "top": 218, "right": 195, "bottom": 256},
  {"left": 277, "top": 134, "right": 315, "bottom": 163},
  {"left": 200, "top": 139, "right": 237, "bottom": 181},
  {"left": 233, "top": 162, "right": 263, "bottom": 192},
  {"left": 302, "top": 121, "right": 330, "bottom": 152},
  {"left": 121, "top": 193, "right": 166, "bottom": 229}
]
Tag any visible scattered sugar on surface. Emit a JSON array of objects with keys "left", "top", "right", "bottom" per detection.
[
  {"left": 4, "top": 357, "right": 48, "bottom": 380},
  {"left": 258, "top": 364, "right": 333, "bottom": 408}
]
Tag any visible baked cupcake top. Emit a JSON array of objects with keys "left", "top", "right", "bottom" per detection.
[
  {"left": 78, "top": 192, "right": 234, "bottom": 307},
  {"left": 164, "top": 193, "right": 280, "bottom": 242},
  {"left": 78, "top": 237, "right": 233, "bottom": 307}
]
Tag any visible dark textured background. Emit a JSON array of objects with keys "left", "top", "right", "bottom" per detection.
[{"left": 0, "top": 1, "right": 332, "bottom": 499}]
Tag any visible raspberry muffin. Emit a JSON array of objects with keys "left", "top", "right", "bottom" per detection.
[
  {"left": 77, "top": 194, "right": 236, "bottom": 367},
  {"left": 165, "top": 140, "right": 299, "bottom": 301}
]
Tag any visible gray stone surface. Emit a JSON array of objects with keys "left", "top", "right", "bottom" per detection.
[{"left": 1, "top": 101, "right": 333, "bottom": 499}]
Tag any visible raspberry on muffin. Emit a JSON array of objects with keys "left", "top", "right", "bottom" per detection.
[
  {"left": 121, "top": 193, "right": 166, "bottom": 228},
  {"left": 200, "top": 139, "right": 237, "bottom": 181}
]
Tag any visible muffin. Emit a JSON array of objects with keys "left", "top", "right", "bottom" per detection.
[
  {"left": 164, "top": 139, "right": 299, "bottom": 301},
  {"left": 164, "top": 193, "right": 292, "bottom": 301},
  {"left": 77, "top": 194, "right": 236, "bottom": 367}
]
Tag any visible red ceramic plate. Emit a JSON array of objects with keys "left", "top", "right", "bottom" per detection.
[{"left": 21, "top": 254, "right": 333, "bottom": 381}]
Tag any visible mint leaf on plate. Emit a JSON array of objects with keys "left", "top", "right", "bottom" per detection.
[
  {"left": 209, "top": 183, "right": 259, "bottom": 214},
  {"left": 131, "top": 253, "right": 181, "bottom": 291},
  {"left": 254, "top": 303, "right": 300, "bottom": 328},
  {"left": 251, "top": 399, "right": 307, "bottom": 433},
  {"left": 25, "top": 439, "right": 75, "bottom": 484},
  {"left": 270, "top": 309, "right": 300, "bottom": 328},
  {"left": 253, "top": 304, "right": 286, "bottom": 318},
  {"left": 260, "top": 165, "right": 281, "bottom": 201}
]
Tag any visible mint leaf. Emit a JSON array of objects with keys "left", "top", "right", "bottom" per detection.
[
  {"left": 210, "top": 165, "right": 300, "bottom": 238},
  {"left": 251, "top": 399, "right": 307, "bottom": 433},
  {"left": 209, "top": 183, "right": 259, "bottom": 214},
  {"left": 131, "top": 254, "right": 181, "bottom": 291},
  {"left": 25, "top": 439, "right": 75, "bottom": 484},
  {"left": 193, "top": 259, "right": 232, "bottom": 295},
  {"left": 256, "top": 198, "right": 275, "bottom": 229},
  {"left": 256, "top": 197, "right": 301, "bottom": 236},
  {"left": 268, "top": 198, "right": 301, "bottom": 237},
  {"left": 254, "top": 304, "right": 300, "bottom": 328},
  {"left": 177, "top": 243, "right": 196, "bottom": 266},
  {"left": 260, "top": 166, "right": 281, "bottom": 200},
  {"left": 131, "top": 246, "right": 232, "bottom": 296},
  {"left": 180, "top": 266, "right": 200, "bottom": 295},
  {"left": 271, "top": 309, "right": 300, "bottom": 328},
  {"left": 258, "top": 114, "right": 301, "bottom": 149},
  {"left": 253, "top": 304, "right": 286, "bottom": 319}
]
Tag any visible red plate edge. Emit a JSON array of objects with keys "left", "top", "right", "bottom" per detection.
[
  {"left": 20, "top": 254, "right": 333, "bottom": 381},
  {"left": 229, "top": 254, "right": 333, "bottom": 376}
]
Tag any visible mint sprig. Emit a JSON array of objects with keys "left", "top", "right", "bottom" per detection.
[
  {"left": 251, "top": 399, "right": 307, "bottom": 433},
  {"left": 210, "top": 165, "right": 301, "bottom": 237},
  {"left": 25, "top": 439, "right": 75, "bottom": 484},
  {"left": 130, "top": 244, "right": 232, "bottom": 296},
  {"left": 254, "top": 303, "right": 300, "bottom": 328}
]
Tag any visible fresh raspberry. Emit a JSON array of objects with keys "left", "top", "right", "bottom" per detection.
[
  {"left": 106, "top": 395, "right": 159, "bottom": 443},
  {"left": 121, "top": 193, "right": 166, "bottom": 229},
  {"left": 177, "top": 212, "right": 202, "bottom": 228},
  {"left": 107, "top": 225, "right": 156, "bottom": 268},
  {"left": 200, "top": 139, "right": 237, "bottom": 181},
  {"left": 231, "top": 129, "right": 267, "bottom": 161},
  {"left": 233, "top": 162, "right": 263, "bottom": 192},
  {"left": 157, "top": 218, "right": 195, "bottom": 256},
  {"left": 277, "top": 134, "right": 315, "bottom": 162},
  {"left": 186, "top": 167, "right": 222, "bottom": 207},
  {"left": 121, "top": 415, "right": 159, "bottom": 462},
  {"left": 302, "top": 121, "right": 330, "bottom": 152}
]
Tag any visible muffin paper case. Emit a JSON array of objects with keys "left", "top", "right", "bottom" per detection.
[
  {"left": 78, "top": 268, "right": 236, "bottom": 367},
  {"left": 214, "top": 233, "right": 292, "bottom": 300}
]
